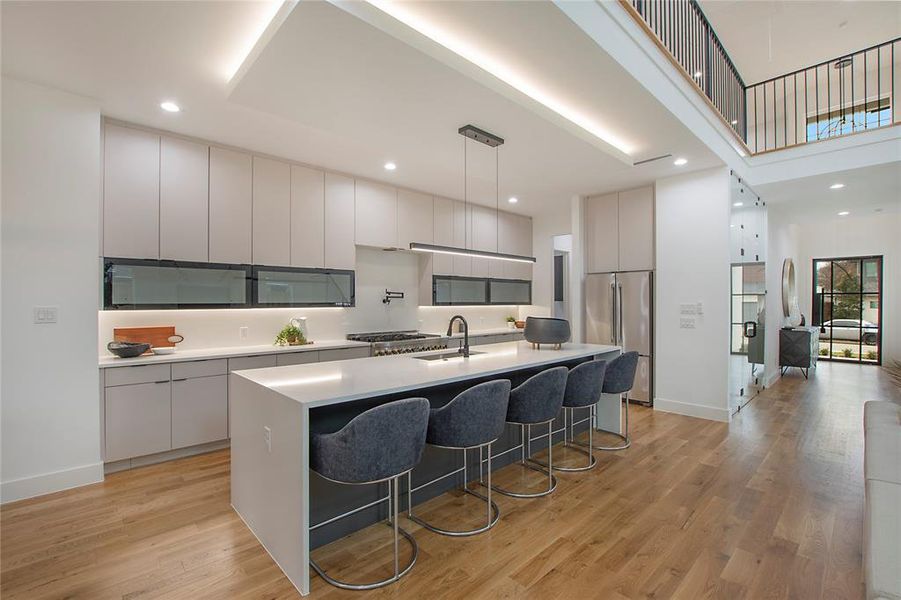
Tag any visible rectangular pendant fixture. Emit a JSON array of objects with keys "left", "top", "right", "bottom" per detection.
[{"left": 409, "top": 242, "right": 536, "bottom": 264}]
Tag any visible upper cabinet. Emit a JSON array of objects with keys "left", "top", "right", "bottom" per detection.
[
  {"left": 432, "top": 196, "right": 456, "bottom": 276},
  {"left": 498, "top": 210, "right": 533, "bottom": 281},
  {"left": 324, "top": 173, "right": 355, "bottom": 270},
  {"left": 252, "top": 157, "right": 291, "bottom": 266},
  {"left": 396, "top": 189, "right": 433, "bottom": 249},
  {"left": 160, "top": 137, "right": 209, "bottom": 262},
  {"left": 585, "top": 186, "right": 654, "bottom": 273},
  {"left": 103, "top": 124, "right": 160, "bottom": 259},
  {"left": 209, "top": 147, "right": 252, "bottom": 264},
  {"left": 355, "top": 180, "right": 397, "bottom": 249},
  {"left": 290, "top": 165, "right": 325, "bottom": 268}
]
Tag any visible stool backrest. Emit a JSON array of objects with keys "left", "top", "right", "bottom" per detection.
[
  {"left": 428, "top": 379, "right": 511, "bottom": 448},
  {"left": 507, "top": 366, "right": 568, "bottom": 425},
  {"left": 563, "top": 360, "right": 608, "bottom": 408},
  {"left": 311, "top": 398, "right": 430, "bottom": 484},
  {"left": 602, "top": 351, "right": 639, "bottom": 395}
]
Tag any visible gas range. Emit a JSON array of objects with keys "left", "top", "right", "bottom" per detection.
[{"left": 346, "top": 331, "right": 448, "bottom": 357}]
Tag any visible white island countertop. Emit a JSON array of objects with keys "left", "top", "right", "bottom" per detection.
[
  {"left": 98, "top": 339, "right": 370, "bottom": 368},
  {"left": 232, "top": 341, "right": 620, "bottom": 409}
]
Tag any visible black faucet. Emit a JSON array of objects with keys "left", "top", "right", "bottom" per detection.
[{"left": 447, "top": 315, "right": 470, "bottom": 357}]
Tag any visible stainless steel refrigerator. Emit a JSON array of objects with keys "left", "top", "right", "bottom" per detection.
[{"left": 585, "top": 271, "right": 653, "bottom": 404}]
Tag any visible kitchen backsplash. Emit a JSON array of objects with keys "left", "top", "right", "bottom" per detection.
[{"left": 98, "top": 248, "right": 537, "bottom": 354}]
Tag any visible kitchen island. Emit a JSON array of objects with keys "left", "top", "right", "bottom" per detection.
[{"left": 230, "top": 340, "right": 619, "bottom": 595}]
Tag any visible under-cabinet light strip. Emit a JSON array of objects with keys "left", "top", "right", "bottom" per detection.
[{"left": 409, "top": 242, "right": 536, "bottom": 264}]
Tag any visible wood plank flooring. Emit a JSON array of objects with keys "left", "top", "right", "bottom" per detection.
[{"left": 3, "top": 361, "right": 898, "bottom": 599}]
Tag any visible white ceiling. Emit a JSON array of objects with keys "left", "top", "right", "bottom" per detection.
[
  {"left": 700, "top": 0, "right": 901, "bottom": 84},
  {"left": 757, "top": 161, "right": 901, "bottom": 217},
  {"left": 1, "top": 0, "right": 721, "bottom": 216}
]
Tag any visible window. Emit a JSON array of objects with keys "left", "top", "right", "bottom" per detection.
[
  {"left": 806, "top": 97, "right": 891, "bottom": 141},
  {"left": 812, "top": 256, "right": 882, "bottom": 364},
  {"left": 104, "top": 258, "right": 251, "bottom": 309},
  {"left": 433, "top": 276, "right": 533, "bottom": 305}
]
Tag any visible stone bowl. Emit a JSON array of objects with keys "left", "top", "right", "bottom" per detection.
[
  {"left": 523, "top": 317, "right": 571, "bottom": 347},
  {"left": 107, "top": 341, "right": 151, "bottom": 358}
]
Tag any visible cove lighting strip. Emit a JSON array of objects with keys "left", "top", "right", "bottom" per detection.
[
  {"left": 409, "top": 242, "right": 536, "bottom": 264},
  {"left": 366, "top": 0, "right": 634, "bottom": 156}
]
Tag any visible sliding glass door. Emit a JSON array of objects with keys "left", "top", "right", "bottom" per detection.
[{"left": 812, "top": 256, "right": 882, "bottom": 364}]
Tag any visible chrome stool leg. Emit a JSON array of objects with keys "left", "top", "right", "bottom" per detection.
[
  {"left": 575, "top": 393, "right": 631, "bottom": 451},
  {"left": 489, "top": 421, "right": 558, "bottom": 498},
  {"left": 532, "top": 406, "right": 597, "bottom": 472},
  {"left": 310, "top": 474, "right": 419, "bottom": 591},
  {"left": 408, "top": 443, "right": 501, "bottom": 536}
]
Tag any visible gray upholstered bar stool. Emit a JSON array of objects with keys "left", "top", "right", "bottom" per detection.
[
  {"left": 533, "top": 360, "right": 608, "bottom": 472},
  {"left": 581, "top": 351, "right": 639, "bottom": 452},
  {"left": 407, "top": 379, "right": 511, "bottom": 536},
  {"left": 309, "top": 398, "right": 430, "bottom": 591},
  {"left": 489, "top": 367, "right": 568, "bottom": 498}
]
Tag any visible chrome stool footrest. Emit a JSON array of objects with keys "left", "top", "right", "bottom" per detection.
[
  {"left": 483, "top": 422, "right": 558, "bottom": 498},
  {"left": 310, "top": 522, "right": 418, "bottom": 591}
]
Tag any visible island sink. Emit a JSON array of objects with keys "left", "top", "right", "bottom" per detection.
[{"left": 414, "top": 350, "right": 486, "bottom": 361}]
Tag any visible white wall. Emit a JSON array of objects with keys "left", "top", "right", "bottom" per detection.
[
  {"left": 763, "top": 206, "right": 802, "bottom": 385},
  {"left": 654, "top": 167, "right": 732, "bottom": 422},
  {"left": 99, "top": 247, "right": 520, "bottom": 352},
  {"left": 1, "top": 78, "right": 103, "bottom": 502}
]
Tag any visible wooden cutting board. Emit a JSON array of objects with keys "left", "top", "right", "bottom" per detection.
[{"left": 114, "top": 326, "right": 177, "bottom": 352}]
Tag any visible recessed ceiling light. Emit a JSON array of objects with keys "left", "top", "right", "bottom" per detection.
[
  {"left": 838, "top": 211, "right": 850, "bottom": 216},
  {"left": 673, "top": 157, "right": 687, "bottom": 166},
  {"left": 693, "top": 71, "right": 703, "bottom": 78},
  {"left": 830, "top": 183, "right": 845, "bottom": 189},
  {"left": 508, "top": 197, "right": 518, "bottom": 204},
  {"left": 733, "top": 202, "right": 743, "bottom": 207},
  {"left": 160, "top": 101, "right": 180, "bottom": 113},
  {"left": 731, "top": 120, "right": 738, "bottom": 125},
  {"left": 384, "top": 162, "right": 397, "bottom": 171}
]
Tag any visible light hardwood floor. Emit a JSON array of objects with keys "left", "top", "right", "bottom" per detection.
[{"left": 3, "top": 362, "right": 898, "bottom": 599}]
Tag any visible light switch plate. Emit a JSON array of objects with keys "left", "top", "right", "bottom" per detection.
[{"left": 33, "top": 306, "right": 58, "bottom": 324}]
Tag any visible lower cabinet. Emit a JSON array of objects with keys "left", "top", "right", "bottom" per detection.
[
  {"left": 105, "top": 380, "right": 172, "bottom": 462},
  {"left": 172, "top": 375, "right": 228, "bottom": 449}
]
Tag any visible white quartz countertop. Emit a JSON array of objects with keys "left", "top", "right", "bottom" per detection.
[
  {"left": 432, "top": 326, "right": 523, "bottom": 339},
  {"left": 98, "top": 339, "right": 370, "bottom": 368},
  {"left": 232, "top": 341, "right": 619, "bottom": 408}
]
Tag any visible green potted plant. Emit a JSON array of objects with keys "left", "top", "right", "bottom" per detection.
[
  {"left": 506, "top": 316, "right": 516, "bottom": 329},
  {"left": 275, "top": 323, "right": 307, "bottom": 346}
]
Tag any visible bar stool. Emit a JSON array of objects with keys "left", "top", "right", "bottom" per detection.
[
  {"left": 309, "top": 398, "right": 430, "bottom": 591},
  {"left": 407, "top": 379, "right": 511, "bottom": 536},
  {"left": 532, "top": 360, "right": 607, "bottom": 472},
  {"left": 582, "top": 351, "right": 639, "bottom": 452},
  {"left": 490, "top": 367, "right": 568, "bottom": 498}
]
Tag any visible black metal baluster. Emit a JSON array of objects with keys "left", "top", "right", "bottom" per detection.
[
  {"left": 864, "top": 50, "right": 868, "bottom": 129},
  {"left": 827, "top": 61, "right": 831, "bottom": 137},
  {"left": 783, "top": 78, "right": 787, "bottom": 148},
  {"left": 877, "top": 47, "right": 881, "bottom": 126},
  {"left": 815, "top": 66, "right": 819, "bottom": 139}
]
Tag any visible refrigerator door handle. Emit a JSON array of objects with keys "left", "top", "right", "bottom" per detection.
[
  {"left": 610, "top": 281, "right": 616, "bottom": 343},
  {"left": 617, "top": 282, "right": 625, "bottom": 347}
]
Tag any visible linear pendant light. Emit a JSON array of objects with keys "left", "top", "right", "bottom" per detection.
[{"left": 409, "top": 124, "right": 536, "bottom": 264}]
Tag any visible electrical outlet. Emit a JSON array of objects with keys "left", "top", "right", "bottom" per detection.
[
  {"left": 239, "top": 326, "right": 248, "bottom": 339},
  {"left": 33, "top": 306, "right": 58, "bottom": 324},
  {"left": 263, "top": 426, "right": 271, "bottom": 453}
]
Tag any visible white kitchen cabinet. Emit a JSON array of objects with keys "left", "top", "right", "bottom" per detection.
[
  {"left": 103, "top": 124, "right": 160, "bottom": 259},
  {"left": 585, "top": 192, "right": 620, "bottom": 273},
  {"left": 397, "top": 189, "right": 433, "bottom": 249},
  {"left": 324, "top": 173, "right": 356, "bottom": 270},
  {"left": 160, "top": 136, "right": 209, "bottom": 262},
  {"left": 252, "top": 157, "right": 291, "bottom": 266},
  {"left": 105, "top": 380, "right": 171, "bottom": 462},
  {"left": 229, "top": 355, "right": 278, "bottom": 371},
  {"left": 209, "top": 147, "right": 253, "bottom": 264},
  {"left": 617, "top": 186, "right": 654, "bottom": 271},
  {"left": 290, "top": 165, "right": 325, "bottom": 268},
  {"left": 171, "top": 375, "right": 228, "bottom": 449},
  {"left": 319, "top": 347, "right": 371, "bottom": 362},
  {"left": 452, "top": 199, "right": 472, "bottom": 277},
  {"left": 498, "top": 211, "right": 533, "bottom": 281},
  {"left": 432, "top": 196, "right": 455, "bottom": 276},
  {"left": 355, "top": 180, "right": 397, "bottom": 248},
  {"left": 471, "top": 205, "right": 498, "bottom": 278},
  {"left": 585, "top": 186, "right": 654, "bottom": 273}
]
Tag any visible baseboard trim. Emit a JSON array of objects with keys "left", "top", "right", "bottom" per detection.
[
  {"left": 104, "top": 439, "right": 230, "bottom": 474},
  {"left": 653, "top": 397, "right": 731, "bottom": 422},
  {"left": 763, "top": 370, "right": 781, "bottom": 389},
  {"left": 1, "top": 462, "right": 104, "bottom": 504}
]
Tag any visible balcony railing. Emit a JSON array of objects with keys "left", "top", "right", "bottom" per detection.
[
  {"left": 746, "top": 40, "right": 900, "bottom": 153},
  {"left": 622, "top": 0, "right": 900, "bottom": 154}
]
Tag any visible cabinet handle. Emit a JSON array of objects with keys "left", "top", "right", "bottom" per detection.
[
  {"left": 154, "top": 380, "right": 169, "bottom": 384},
  {"left": 172, "top": 378, "right": 187, "bottom": 382}
]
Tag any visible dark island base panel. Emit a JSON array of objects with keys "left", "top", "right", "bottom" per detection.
[{"left": 309, "top": 357, "right": 595, "bottom": 549}]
